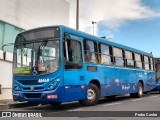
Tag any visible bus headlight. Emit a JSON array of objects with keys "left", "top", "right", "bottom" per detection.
[
  {"left": 49, "top": 85, "right": 53, "bottom": 90},
  {"left": 15, "top": 86, "right": 19, "bottom": 90},
  {"left": 52, "top": 78, "right": 61, "bottom": 85},
  {"left": 13, "top": 84, "right": 19, "bottom": 91},
  {"left": 53, "top": 81, "right": 57, "bottom": 85},
  {"left": 48, "top": 78, "right": 61, "bottom": 90},
  {"left": 56, "top": 78, "right": 61, "bottom": 82}
]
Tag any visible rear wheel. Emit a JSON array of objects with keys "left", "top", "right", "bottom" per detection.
[
  {"left": 130, "top": 82, "right": 143, "bottom": 98},
  {"left": 79, "top": 83, "right": 100, "bottom": 106}
]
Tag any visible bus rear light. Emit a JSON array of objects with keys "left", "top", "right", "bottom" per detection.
[{"left": 47, "top": 94, "right": 57, "bottom": 99}]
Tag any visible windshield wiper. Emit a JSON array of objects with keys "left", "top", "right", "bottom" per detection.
[{"left": 37, "top": 39, "right": 48, "bottom": 61}]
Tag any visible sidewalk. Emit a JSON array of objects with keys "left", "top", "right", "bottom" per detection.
[
  {"left": 0, "top": 99, "right": 28, "bottom": 110},
  {"left": 0, "top": 99, "right": 13, "bottom": 110},
  {"left": 0, "top": 99, "right": 40, "bottom": 110}
]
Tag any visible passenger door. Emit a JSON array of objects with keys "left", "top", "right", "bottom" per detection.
[{"left": 63, "top": 34, "right": 86, "bottom": 102}]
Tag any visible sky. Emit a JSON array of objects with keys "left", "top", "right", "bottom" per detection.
[{"left": 66, "top": 0, "right": 160, "bottom": 57}]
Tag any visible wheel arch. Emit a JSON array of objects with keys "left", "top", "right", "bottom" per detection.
[
  {"left": 138, "top": 80, "right": 144, "bottom": 88},
  {"left": 79, "top": 79, "right": 101, "bottom": 106},
  {"left": 89, "top": 79, "right": 101, "bottom": 91}
]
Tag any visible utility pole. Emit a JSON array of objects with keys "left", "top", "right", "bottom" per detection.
[
  {"left": 92, "top": 21, "right": 96, "bottom": 35},
  {"left": 76, "top": 0, "right": 79, "bottom": 30}
]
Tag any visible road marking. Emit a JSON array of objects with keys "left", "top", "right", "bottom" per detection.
[
  {"left": 67, "top": 108, "right": 83, "bottom": 111},
  {"left": 132, "top": 99, "right": 142, "bottom": 101},
  {"left": 103, "top": 102, "right": 121, "bottom": 106},
  {"left": 149, "top": 95, "right": 159, "bottom": 98},
  {"left": 38, "top": 104, "right": 42, "bottom": 107}
]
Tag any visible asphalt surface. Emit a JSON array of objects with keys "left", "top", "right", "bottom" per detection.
[{"left": 1, "top": 92, "right": 160, "bottom": 120}]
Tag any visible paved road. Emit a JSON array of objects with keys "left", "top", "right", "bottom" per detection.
[{"left": 1, "top": 92, "right": 160, "bottom": 120}]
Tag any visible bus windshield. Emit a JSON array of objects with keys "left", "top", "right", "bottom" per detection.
[
  {"left": 13, "top": 27, "right": 59, "bottom": 75},
  {"left": 13, "top": 38, "right": 59, "bottom": 76}
]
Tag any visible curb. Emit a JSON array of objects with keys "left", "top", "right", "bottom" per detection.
[
  {"left": 9, "top": 102, "right": 40, "bottom": 109},
  {"left": 0, "top": 104, "right": 8, "bottom": 110},
  {"left": 0, "top": 101, "right": 40, "bottom": 110},
  {"left": 0, "top": 99, "right": 12, "bottom": 110}
]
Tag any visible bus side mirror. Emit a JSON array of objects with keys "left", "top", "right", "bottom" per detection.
[
  {"left": 2, "top": 43, "right": 15, "bottom": 60},
  {"left": 3, "top": 51, "right": 6, "bottom": 60},
  {"left": 0, "top": 84, "right": 2, "bottom": 94}
]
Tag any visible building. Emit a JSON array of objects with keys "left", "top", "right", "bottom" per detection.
[{"left": 0, "top": 0, "right": 69, "bottom": 100}]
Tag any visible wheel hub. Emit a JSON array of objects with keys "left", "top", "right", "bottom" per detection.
[
  {"left": 87, "top": 88, "right": 96, "bottom": 101},
  {"left": 139, "top": 85, "right": 143, "bottom": 96}
]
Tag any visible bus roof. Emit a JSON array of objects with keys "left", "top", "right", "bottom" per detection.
[
  {"left": 19, "top": 25, "right": 153, "bottom": 57},
  {"left": 61, "top": 25, "right": 153, "bottom": 57}
]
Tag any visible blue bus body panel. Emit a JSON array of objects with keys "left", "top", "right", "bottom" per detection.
[
  {"left": 84, "top": 65, "right": 155, "bottom": 97},
  {"left": 153, "top": 78, "right": 160, "bottom": 91},
  {"left": 13, "top": 69, "right": 66, "bottom": 102},
  {"left": 98, "top": 66, "right": 155, "bottom": 96},
  {"left": 63, "top": 64, "right": 155, "bottom": 102}
]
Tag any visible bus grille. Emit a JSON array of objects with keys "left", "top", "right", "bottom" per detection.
[
  {"left": 23, "top": 87, "right": 44, "bottom": 91},
  {"left": 24, "top": 93, "right": 42, "bottom": 98},
  {"left": 18, "top": 80, "right": 43, "bottom": 85}
]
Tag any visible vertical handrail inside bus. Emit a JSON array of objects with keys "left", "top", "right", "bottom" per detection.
[{"left": 65, "top": 39, "right": 69, "bottom": 61}]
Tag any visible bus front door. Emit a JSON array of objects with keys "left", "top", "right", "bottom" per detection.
[{"left": 63, "top": 35, "right": 86, "bottom": 102}]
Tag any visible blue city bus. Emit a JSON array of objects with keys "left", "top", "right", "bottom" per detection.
[{"left": 12, "top": 25, "right": 156, "bottom": 106}]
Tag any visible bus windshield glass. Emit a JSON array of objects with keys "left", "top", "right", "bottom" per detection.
[{"left": 13, "top": 28, "right": 60, "bottom": 76}]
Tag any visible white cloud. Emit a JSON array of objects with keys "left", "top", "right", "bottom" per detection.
[{"left": 66, "top": 0, "right": 160, "bottom": 36}]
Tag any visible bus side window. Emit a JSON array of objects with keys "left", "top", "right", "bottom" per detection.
[
  {"left": 84, "top": 39, "right": 98, "bottom": 64},
  {"left": 150, "top": 57, "right": 154, "bottom": 71},
  {"left": 99, "top": 43, "right": 112, "bottom": 65},
  {"left": 125, "top": 50, "right": 134, "bottom": 68},
  {"left": 64, "top": 39, "right": 83, "bottom": 69},
  {"left": 134, "top": 53, "right": 143, "bottom": 69},
  {"left": 113, "top": 47, "right": 124, "bottom": 67},
  {"left": 144, "top": 56, "right": 149, "bottom": 70}
]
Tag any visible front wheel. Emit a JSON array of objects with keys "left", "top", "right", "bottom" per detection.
[
  {"left": 79, "top": 83, "right": 100, "bottom": 106},
  {"left": 130, "top": 82, "right": 143, "bottom": 98}
]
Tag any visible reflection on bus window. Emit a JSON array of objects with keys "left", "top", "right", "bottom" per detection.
[
  {"left": 125, "top": 51, "right": 134, "bottom": 68},
  {"left": 99, "top": 44, "right": 112, "bottom": 65},
  {"left": 14, "top": 40, "right": 59, "bottom": 75},
  {"left": 135, "top": 53, "right": 143, "bottom": 69},
  {"left": 84, "top": 40, "right": 98, "bottom": 64},
  {"left": 64, "top": 39, "right": 82, "bottom": 69},
  {"left": 113, "top": 47, "right": 124, "bottom": 67}
]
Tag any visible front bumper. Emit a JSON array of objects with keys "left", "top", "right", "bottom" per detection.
[{"left": 12, "top": 86, "right": 64, "bottom": 103}]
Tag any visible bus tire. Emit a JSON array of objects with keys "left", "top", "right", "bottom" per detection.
[
  {"left": 130, "top": 82, "right": 143, "bottom": 98},
  {"left": 79, "top": 83, "right": 100, "bottom": 106}
]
